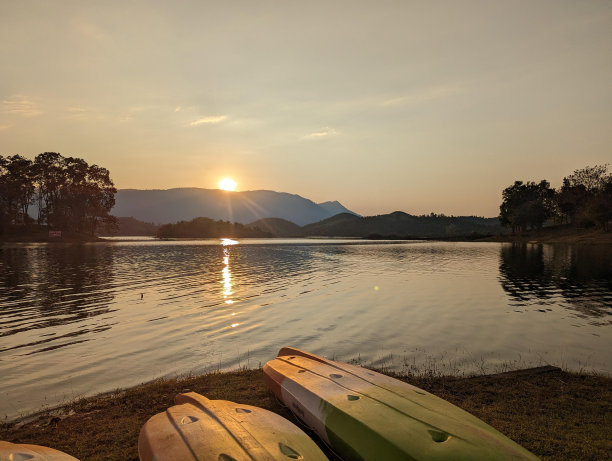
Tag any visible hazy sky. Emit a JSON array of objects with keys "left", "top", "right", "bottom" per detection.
[{"left": 1, "top": 1, "right": 610, "bottom": 216}]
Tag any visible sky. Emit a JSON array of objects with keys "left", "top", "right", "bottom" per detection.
[{"left": 1, "top": 1, "right": 610, "bottom": 217}]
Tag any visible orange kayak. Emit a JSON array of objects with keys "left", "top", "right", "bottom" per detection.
[{"left": 0, "top": 441, "right": 79, "bottom": 460}]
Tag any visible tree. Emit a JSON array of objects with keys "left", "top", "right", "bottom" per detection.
[
  {"left": 0, "top": 152, "right": 117, "bottom": 237},
  {"left": 499, "top": 180, "right": 556, "bottom": 232},
  {"left": 0, "top": 155, "right": 35, "bottom": 230},
  {"left": 557, "top": 165, "right": 611, "bottom": 229},
  {"left": 82, "top": 163, "right": 117, "bottom": 235},
  {"left": 34, "top": 152, "right": 65, "bottom": 227}
]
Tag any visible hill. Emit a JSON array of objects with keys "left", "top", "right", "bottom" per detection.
[
  {"left": 154, "top": 212, "right": 504, "bottom": 239},
  {"left": 301, "top": 212, "right": 504, "bottom": 238},
  {"left": 156, "top": 217, "right": 271, "bottom": 239},
  {"left": 111, "top": 188, "right": 357, "bottom": 226},
  {"left": 247, "top": 218, "right": 304, "bottom": 237},
  {"left": 98, "top": 217, "right": 159, "bottom": 236}
]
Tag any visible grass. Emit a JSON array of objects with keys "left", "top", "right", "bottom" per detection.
[
  {"left": 478, "top": 225, "right": 612, "bottom": 245},
  {"left": 1, "top": 367, "right": 610, "bottom": 460}
]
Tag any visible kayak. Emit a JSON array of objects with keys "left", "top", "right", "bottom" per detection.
[
  {"left": 138, "top": 391, "right": 328, "bottom": 461},
  {"left": 264, "top": 347, "right": 539, "bottom": 461},
  {"left": 0, "top": 441, "right": 79, "bottom": 461}
]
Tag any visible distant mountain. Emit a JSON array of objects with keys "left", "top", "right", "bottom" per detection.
[
  {"left": 111, "top": 188, "right": 503, "bottom": 238},
  {"left": 130, "top": 211, "right": 503, "bottom": 239},
  {"left": 247, "top": 218, "right": 304, "bottom": 237},
  {"left": 112, "top": 188, "right": 357, "bottom": 226},
  {"left": 317, "top": 200, "right": 359, "bottom": 217},
  {"left": 301, "top": 211, "right": 504, "bottom": 238}
]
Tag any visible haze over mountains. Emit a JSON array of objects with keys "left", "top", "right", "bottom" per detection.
[
  {"left": 110, "top": 188, "right": 504, "bottom": 238},
  {"left": 112, "top": 188, "right": 357, "bottom": 226}
]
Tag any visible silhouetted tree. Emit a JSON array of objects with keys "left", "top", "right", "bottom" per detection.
[
  {"left": 55, "top": 157, "right": 117, "bottom": 234},
  {"left": 33, "top": 152, "right": 65, "bottom": 227},
  {"left": 0, "top": 155, "right": 36, "bottom": 231},
  {"left": 0, "top": 152, "right": 116, "bottom": 236},
  {"left": 557, "top": 165, "right": 611, "bottom": 230},
  {"left": 499, "top": 180, "right": 556, "bottom": 232}
]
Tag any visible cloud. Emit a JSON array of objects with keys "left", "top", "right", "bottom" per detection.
[
  {"left": 303, "top": 127, "right": 337, "bottom": 139},
  {"left": 65, "top": 106, "right": 88, "bottom": 119},
  {"left": 174, "top": 106, "right": 182, "bottom": 112},
  {"left": 190, "top": 115, "right": 227, "bottom": 126},
  {"left": 71, "top": 19, "right": 109, "bottom": 42},
  {"left": 0, "top": 124, "right": 10, "bottom": 131},
  {"left": 3, "top": 95, "right": 42, "bottom": 117},
  {"left": 382, "top": 85, "right": 464, "bottom": 107}
]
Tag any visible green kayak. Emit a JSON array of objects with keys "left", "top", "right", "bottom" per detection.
[{"left": 264, "top": 347, "right": 539, "bottom": 461}]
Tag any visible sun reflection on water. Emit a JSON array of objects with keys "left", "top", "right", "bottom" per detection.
[
  {"left": 220, "top": 238, "right": 239, "bottom": 328},
  {"left": 222, "top": 257, "right": 233, "bottom": 299}
]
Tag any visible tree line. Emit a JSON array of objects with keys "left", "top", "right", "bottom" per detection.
[
  {"left": 0, "top": 152, "right": 116, "bottom": 236},
  {"left": 156, "top": 217, "right": 271, "bottom": 238},
  {"left": 500, "top": 165, "right": 612, "bottom": 232}
]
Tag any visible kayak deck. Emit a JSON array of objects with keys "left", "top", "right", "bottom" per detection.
[
  {"left": 138, "top": 391, "right": 328, "bottom": 461},
  {"left": 0, "top": 441, "right": 79, "bottom": 461},
  {"left": 264, "top": 347, "right": 539, "bottom": 461}
]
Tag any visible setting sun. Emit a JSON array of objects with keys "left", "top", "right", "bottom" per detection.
[{"left": 218, "top": 178, "right": 237, "bottom": 191}]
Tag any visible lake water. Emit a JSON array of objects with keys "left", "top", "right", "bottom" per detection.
[{"left": 1, "top": 239, "right": 611, "bottom": 419}]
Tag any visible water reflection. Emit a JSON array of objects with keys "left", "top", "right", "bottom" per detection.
[
  {"left": 221, "top": 240, "right": 237, "bottom": 339},
  {"left": 1, "top": 240, "right": 610, "bottom": 420},
  {"left": 499, "top": 243, "right": 612, "bottom": 321},
  {"left": 222, "top": 247, "right": 234, "bottom": 302},
  {"left": 0, "top": 245, "right": 116, "bottom": 354}
]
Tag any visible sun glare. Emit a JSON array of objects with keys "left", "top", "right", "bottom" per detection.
[{"left": 218, "top": 178, "right": 237, "bottom": 191}]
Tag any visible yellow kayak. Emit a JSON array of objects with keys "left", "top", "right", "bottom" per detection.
[
  {"left": 138, "top": 391, "right": 328, "bottom": 461},
  {"left": 0, "top": 441, "right": 79, "bottom": 461}
]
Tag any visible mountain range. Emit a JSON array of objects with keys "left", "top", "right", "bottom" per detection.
[
  {"left": 248, "top": 212, "right": 504, "bottom": 238},
  {"left": 112, "top": 188, "right": 357, "bottom": 226},
  {"left": 110, "top": 188, "right": 504, "bottom": 238}
]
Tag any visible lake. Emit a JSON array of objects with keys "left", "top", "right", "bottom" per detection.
[{"left": 1, "top": 239, "right": 611, "bottom": 419}]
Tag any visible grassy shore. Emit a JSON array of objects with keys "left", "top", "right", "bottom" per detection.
[
  {"left": 478, "top": 225, "right": 612, "bottom": 245},
  {"left": 1, "top": 366, "right": 610, "bottom": 460},
  {"left": 0, "top": 230, "right": 102, "bottom": 243}
]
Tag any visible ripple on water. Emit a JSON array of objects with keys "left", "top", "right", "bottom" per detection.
[{"left": 0, "top": 240, "right": 610, "bottom": 420}]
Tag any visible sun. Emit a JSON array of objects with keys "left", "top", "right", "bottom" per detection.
[{"left": 218, "top": 178, "right": 237, "bottom": 191}]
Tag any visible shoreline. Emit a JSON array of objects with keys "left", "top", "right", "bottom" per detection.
[
  {"left": 3, "top": 234, "right": 610, "bottom": 245},
  {"left": 1, "top": 366, "right": 610, "bottom": 460},
  {"left": 0, "top": 231, "right": 102, "bottom": 244},
  {"left": 475, "top": 227, "right": 612, "bottom": 245},
  {"left": 3, "top": 224, "right": 610, "bottom": 245}
]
